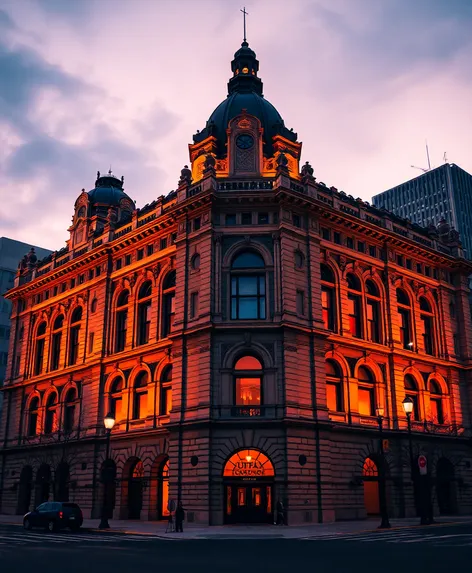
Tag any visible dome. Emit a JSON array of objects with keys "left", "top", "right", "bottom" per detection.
[
  {"left": 87, "top": 171, "right": 134, "bottom": 211},
  {"left": 193, "top": 41, "right": 297, "bottom": 157}
]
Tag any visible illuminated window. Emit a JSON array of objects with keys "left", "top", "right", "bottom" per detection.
[
  {"left": 50, "top": 315, "right": 64, "bottom": 371},
  {"left": 358, "top": 367, "right": 375, "bottom": 416},
  {"left": 115, "top": 290, "right": 129, "bottom": 352},
  {"left": 363, "top": 457, "right": 378, "bottom": 477},
  {"left": 419, "top": 297, "right": 435, "bottom": 356},
  {"left": 365, "top": 280, "right": 381, "bottom": 343},
  {"left": 397, "top": 288, "right": 412, "bottom": 349},
  {"left": 68, "top": 307, "right": 82, "bottom": 366},
  {"left": 159, "top": 365, "right": 172, "bottom": 416},
  {"left": 429, "top": 380, "right": 444, "bottom": 424},
  {"left": 133, "top": 371, "right": 148, "bottom": 420},
  {"left": 34, "top": 322, "right": 47, "bottom": 375},
  {"left": 234, "top": 356, "right": 262, "bottom": 406},
  {"left": 137, "top": 281, "right": 152, "bottom": 346},
  {"left": 321, "top": 264, "right": 336, "bottom": 331},
  {"left": 109, "top": 378, "right": 123, "bottom": 421},
  {"left": 161, "top": 271, "right": 176, "bottom": 338},
  {"left": 44, "top": 392, "right": 58, "bottom": 434},
  {"left": 347, "top": 274, "right": 362, "bottom": 338},
  {"left": 404, "top": 375, "right": 420, "bottom": 421},
  {"left": 63, "top": 388, "right": 77, "bottom": 433},
  {"left": 28, "top": 397, "right": 40, "bottom": 437},
  {"left": 160, "top": 460, "right": 170, "bottom": 517},
  {"left": 230, "top": 251, "right": 266, "bottom": 320},
  {"left": 326, "top": 360, "right": 343, "bottom": 412}
]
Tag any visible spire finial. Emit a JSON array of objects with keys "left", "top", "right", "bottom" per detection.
[{"left": 240, "top": 7, "right": 248, "bottom": 43}]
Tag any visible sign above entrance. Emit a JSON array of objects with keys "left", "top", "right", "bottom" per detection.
[{"left": 223, "top": 449, "right": 275, "bottom": 478}]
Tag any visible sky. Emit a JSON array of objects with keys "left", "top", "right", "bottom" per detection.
[{"left": 0, "top": 0, "right": 471, "bottom": 251}]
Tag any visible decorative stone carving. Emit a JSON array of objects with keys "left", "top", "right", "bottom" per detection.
[
  {"left": 203, "top": 154, "right": 216, "bottom": 175},
  {"left": 301, "top": 161, "right": 315, "bottom": 179},
  {"left": 179, "top": 165, "right": 192, "bottom": 186}
]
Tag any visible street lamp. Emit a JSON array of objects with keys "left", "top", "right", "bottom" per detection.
[
  {"left": 99, "top": 412, "right": 115, "bottom": 530},
  {"left": 402, "top": 396, "right": 417, "bottom": 511},
  {"left": 376, "top": 406, "right": 391, "bottom": 529}
]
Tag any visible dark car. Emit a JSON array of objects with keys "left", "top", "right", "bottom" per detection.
[{"left": 23, "top": 502, "right": 83, "bottom": 532}]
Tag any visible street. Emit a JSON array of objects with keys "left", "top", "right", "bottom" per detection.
[{"left": 0, "top": 522, "right": 472, "bottom": 573}]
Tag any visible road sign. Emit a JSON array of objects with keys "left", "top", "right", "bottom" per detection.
[{"left": 418, "top": 455, "right": 427, "bottom": 476}]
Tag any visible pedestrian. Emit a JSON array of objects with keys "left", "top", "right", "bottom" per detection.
[
  {"left": 175, "top": 500, "right": 185, "bottom": 533},
  {"left": 276, "top": 499, "right": 284, "bottom": 525}
]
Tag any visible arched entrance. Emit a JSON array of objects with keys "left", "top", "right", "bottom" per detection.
[
  {"left": 35, "top": 464, "right": 51, "bottom": 507},
  {"left": 128, "top": 460, "right": 144, "bottom": 519},
  {"left": 363, "top": 457, "right": 380, "bottom": 515},
  {"left": 223, "top": 449, "right": 274, "bottom": 524},
  {"left": 17, "top": 466, "right": 33, "bottom": 514},
  {"left": 436, "top": 458, "right": 457, "bottom": 515},
  {"left": 55, "top": 462, "right": 69, "bottom": 502},
  {"left": 158, "top": 459, "right": 170, "bottom": 520}
]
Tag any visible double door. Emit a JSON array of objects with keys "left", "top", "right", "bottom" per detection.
[{"left": 225, "top": 483, "right": 273, "bottom": 524}]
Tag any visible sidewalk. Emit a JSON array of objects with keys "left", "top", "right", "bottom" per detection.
[{"left": 1, "top": 513, "right": 471, "bottom": 539}]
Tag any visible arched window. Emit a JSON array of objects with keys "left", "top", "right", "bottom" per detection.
[
  {"left": 161, "top": 271, "right": 176, "bottom": 338},
  {"left": 137, "top": 281, "right": 152, "bottom": 346},
  {"left": 50, "top": 315, "right": 64, "bottom": 371},
  {"left": 429, "top": 380, "right": 444, "bottom": 424},
  {"left": 321, "top": 264, "right": 336, "bottom": 331},
  {"left": 347, "top": 274, "right": 362, "bottom": 338},
  {"left": 419, "top": 297, "right": 435, "bottom": 356},
  {"left": 397, "top": 288, "right": 413, "bottom": 350},
  {"left": 34, "top": 322, "right": 47, "bottom": 375},
  {"left": 326, "top": 360, "right": 343, "bottom": 412},
  {"left": 358, "top": 366, "right": 375, "bottom": 416},
  {"left": 115, "top": 290, "right": 129, "bottom": 352},
  {"left": 365, "top": 280, "right": 381, "bottom": 343},
  {"left": 63, "top": 388, "right": 77, "bottom": 434},
  {"left": 230, "top": 252, "right": 266, "bottom": 320},
  {"left": 68, "top": 308, "right": 82, "bottom": 366},
  {"left": 44, "top": 392, "right": 58, "bottom": 434},
  {"left": 133, "top": 371, "right": 148, "bottom": 420},
  {"left": 109, "top": 378, "right": 123, "bottom": 421},
  {"left": 404, "top": 375, "right": 420, "bottom": 421},
  {"left": 159, "top": 365, "right": 172, "bottom": 416},
  {"left": 28, "top": 397, "right": 40, "bottom": 437},
  {"left": 234, "top": 356, "right": 263, "bottom": 407}
]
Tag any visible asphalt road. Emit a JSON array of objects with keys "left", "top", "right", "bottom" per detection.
[{"left": 1, "top": 522, "right": 471, "bottom": 573}]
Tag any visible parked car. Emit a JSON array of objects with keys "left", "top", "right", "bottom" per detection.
[{"left": 23, "top": 502, "right": 83, "bottom": 532}]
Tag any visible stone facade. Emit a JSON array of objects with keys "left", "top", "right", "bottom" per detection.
[{"left": 1, "top": 41, "right": 472, "bottom": 526}]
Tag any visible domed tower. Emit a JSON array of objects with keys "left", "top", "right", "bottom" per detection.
[
  {"left": 68, "top": 170, "right": 135, "bottom": 249},
  {"left": 190, "top": 41, "right": 301, "bottom": 182}
]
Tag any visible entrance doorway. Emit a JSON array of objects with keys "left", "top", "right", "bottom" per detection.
[
  {"left": 223, "top": 449, "right": 275, "bottom": 524},
  {"left": 128, "top": 460, "right": 144, "bottom": 519},
  {"left": 436, "top": 458, "right": 457, "bottom": 515},
  {"left": 363, "top": 457, "right": 380, "bottom": 515}
]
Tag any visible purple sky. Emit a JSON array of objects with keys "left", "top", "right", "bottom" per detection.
[{"left": 1, "top": 0, "right": 472, "bottom": 251}]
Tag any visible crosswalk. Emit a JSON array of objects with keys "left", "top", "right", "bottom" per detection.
[
  {"left": 0, "top": 530, "right": 166, "bottom": 548},
  {"left": 301, "top": 529, "right": 472, "bottom": 546}
]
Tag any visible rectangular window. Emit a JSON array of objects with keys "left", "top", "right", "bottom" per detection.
[
  {"left": 326, "top": 382, "right": 342, "bottom": 412},
  {"left": 321, "top": 227, "right": 331, "bottom": 240},
  {"left": 346, "top": 237, "right": 354, "bottom": 249},
  {"left": 193, "top": 217, "right": 201, "bottom": 231},
  {"left": 69, "top": 326, "right": 80, "bottom": 365},
  {"left": 88, "top": 270, "right": 94, "bottom": 281},
  {"left": 453, "top": 333, "right": 460, "bottom": 355},
  {"left": 88, "top": 332, "right": 94, "bottom": 354},
  {"left": 116, "top": 259, "right": 122, "bottom": 271},
  {"left": 226, "top": 214, "right": 237, "bottom": 226},
  {"left": 367, "top": 300, "right": 381, "bottom": 343},
  {"left": 296, "top": 290, "right": 305, "bottom": 316},
  {"left": 190, "top": 292, "right": 198, "bottom": 319},
  {"left": 399, "top": 308, "right": 412, "bottom": 349},
  {"left": 137, "top": 302, "right": 151, "bottom": 345},
  {"left": 79, "top": 274, "right": 85, "bottom": 285},
  {"left": 358, "top": 387, "right": 374, "bottom": 416},
  {"left": 416, "top": 263, "right": 422, "bottom": 273},
  {"left": 369, "top": 245, "right": 377, "bottom": 258},
  {"left": 125, "top": 254, "right": 131, "bottom": 266},
  {"left": 160, "top": 237, "right": 168, "bottom": 250},
  {"left": 292, "top": 214, "right": 301, "bottom": 228},
  {"left": 70, "top": 279, "right": 76, "bottom": 288},
  {"left": 321, "top": 287, "right": 335, "bottom": 331},
  {"left": 258, "top": 212, "right": 269, "bottom": 224},
  {"left": 241, "top": 212, "right": 252, "bottom": 225},
  {"left": 160, "top": 386, "right": 172, "bottom": 416},
  {"left": 347, "top": 295, "right": 362, "bottom": 338},
  {"left": 116, "top": 310, "right": 127, "bottom": 352},
  {"left": 231, "top": 275, "right": 266, "bottom": 320},
  {"left": 61, "top": 283, "right": 67, "bottom": 293},
  {"left": 406, "top": 258, "right": 412, "bottom": 270},
  {"left": 334, "top": 232, "right": 341, "bottom": 245},
  {"left": 147, "top": 244, "right": 154, "bottom": 256},
  {"left": 53, "top": 286, "right": 58, "bottom": 296},
  {"left": 396, "top": 255, "right": 404, "bottom": 267},
  {"left": 171, "top": 232, "right": 177, "bottom": 244},
  {"left": 357, "top": 241, "right": 365, "bottom": 253},
  {"left": 235, "top": 377, "right": 261, "bottom": 406},
  {"left": 137, "top": 249, "right": 144, "bottom": 261},
  {"left": 95, "top": 265, "right": 101, "bottom": 277},
  {"left": 424, "top": 266, "right": 431, "bottom": 277}
]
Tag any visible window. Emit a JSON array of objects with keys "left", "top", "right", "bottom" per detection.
[
  {"left": 296, "top": 290, "right": 305, "bottom": 316},
  {"left": 159, "top": 365, "right": 172, "bottom": 416},
  {"left": 397, "top": 288, "right": 413, "bottom": 349},
  {"left": 95, "top": 265, "right": 101, "bottom": 277},
  {"left": 137, "top": 281, "right": 152, "bottom": 346},
  {"left": 347, "top": 274, "right": 362, "bottom": 338},
  {"left": 116, "top": 259, "right": 122, "bottom": 271},
  {"left": 334, "top": 232, "right": 341, "bottom": 245},
  {"left": 160, "top": 237, "right": 168, "bottom": 250},
  {"left": 453, "top": 333, "right": 460, "bottom": 355},
  {"left": 63, "top": 389, "right": 77, "bottom": 433},
  {"left": 419, "top": 297, "right": 435, "bottom": 356},
  {"left": 369, "top": 245, "right": 377, "bottom": 258},
  {"left": 396, "top": 255, "right": 404, "bottom": 266},
  {"left": 321, "top": 227, "right": 331, "bottom": 240},
  {"left": 147, "top": 244, "right": 154, "bottom": 256},
  {"left": 51, "top": 315, "right": 64, "bottom": 371},
  {"left": 292, "top": 214, "right": 301, "bottom": 228},
  {"left": 190, "top": 292, "right": 198, "bottom": 319},
  {"left": 193, "top": 217, "right": 201, "bottom": 231},
  {"left": 241, "top": 213, "right": 252, "bottom": 225},
  {"left": 34, "top": 321, "right": 47, "bottom": 375},
  {"left": 137, "top": 248, "right": 144, "bottom": 261},
  {"left": 125, "top": 254, "right": 131, "bottom": 266},
  {"left": 326, "top": 360, "right": 343, "bottom": 412},
  {"left": 28, "top": 397, "right": 40, "bottom": 437},
  {"left": 91, "top": 298, "right": 98, "bottom": 313},
  {"left": 162, "top": 271, "right": 176, "bottom": 338},
  {"left": 88, "top": 332, "right": 94, "bottom": 353},
  {"left": 357, "top": 241, "right": 365, "bottom": 253},
  {"left": 88, "top": 270, "right": 94, "bottom": 281},
  {"left": 365, "top": 280, "right": 381, "bottom": 343},
  {"left": 133, "top": 371, "right": 148, "bottom": 420},
  {"left": 404, "top": 375, "right": 420, "bottom": 421},
  {"left": 429, "top": 380, "right": 444, "bottom": 424},
  {"left": 406, "top": 258, "right": 412, "bottom": 270},
  {"left": 230, "top": 251, "right": 266, "bottom": 320},
  {"left": 109, "top": 378, "right": 123, "bottom": 421},
  {"left": 258, "top": 212, "right": 269, "bottom": 224},
  {"left": 321, "top": 264, "right": 336, "bottom": 331},
  {"left": 346, "top": 237, "right": 354, "bottom": 249},
  {"left": 358, "top": 367, "right": 375, "bottom": 416},
  {"left": 225, "top": 214, "right": 237, "bottom": 226},
  {"left": 61, "top": 283, "right": 67, "bottom": 293},
  {"left": 234, "top": 356, "right": 262, "bottom": 406},
  {"left": 68, "top": 308, "right": 82, "bottom": 366},
  {"left": 78, "top": 274, "right": 84, "bottom": 285},
  {"left": 44, "top": 393, "right": 58, "bottom": 434},
  {"left": 115, "top": 290, "right": 129, "bottom": 352},
  {"left": 191, "top": 253, "right": 201, "bottom": 270}
]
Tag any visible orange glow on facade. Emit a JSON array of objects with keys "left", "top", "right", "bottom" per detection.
[{"left": 223, "top": 450, "right": 275, "bottom": 478}]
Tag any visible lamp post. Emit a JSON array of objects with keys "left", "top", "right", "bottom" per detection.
[
  {"left": 99, "top": 412, "right": 115, "bottom": 530},
  {"left": 376, "top": 406, "right": 391, "bottom": 529},
  {"left": 402, "top": 396, "right": 419, "bottom": 521}
]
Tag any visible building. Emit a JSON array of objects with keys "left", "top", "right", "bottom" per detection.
[
  {"left": 0, "top": 238, "right": 51, "bottom": 415},
  {"left": 372, "top": 163, "right": 472, "bottom": 260},
  {"left": 1, "top": 39, "right": 472, "bottom": 525}
]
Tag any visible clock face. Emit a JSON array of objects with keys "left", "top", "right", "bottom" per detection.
[{"left": 236, "top": 134, "right": 254, "bottom": 150}]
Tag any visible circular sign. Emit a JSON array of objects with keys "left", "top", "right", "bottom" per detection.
[{"left": 418, "top": 455, "right": 427, "bottom": 469}]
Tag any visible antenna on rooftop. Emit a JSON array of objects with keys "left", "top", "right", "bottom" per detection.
[
  {"left": 443, "top": 151, "right": 448, "bottom": 164},
  {"left": 410, "top": 141, "right": 432, "bottom": 174}
]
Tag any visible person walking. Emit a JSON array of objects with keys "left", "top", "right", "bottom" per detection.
[
  {"left": 175, "top": 500, "right": 185, "bottom": 533},
  {"left": 276, "top": 499, "right": 284, "bottom": 525}
]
